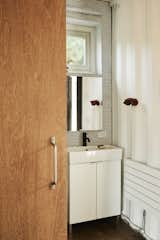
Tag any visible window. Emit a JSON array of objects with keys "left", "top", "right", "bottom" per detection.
[
  {"left": 67, "top": 24, "right": 96, "bottom": 73},
  {"left": 67, "top": 31, "right": 88, "bottom": 67}
]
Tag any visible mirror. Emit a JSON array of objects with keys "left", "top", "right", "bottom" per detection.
[{"left": 67, "top": 76, "right": 103, "bottom": 131}]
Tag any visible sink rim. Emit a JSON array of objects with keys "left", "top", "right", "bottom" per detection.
[{"left": 68, "top": 145, "right": 120, "bottom": 152}]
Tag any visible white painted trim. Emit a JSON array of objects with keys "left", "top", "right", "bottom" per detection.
[
  {"left": 67, "top": 0, "right": 110, "bottom": 16},
  {"left": 67, "top": 7, "right": 102, "bottom": 16}
]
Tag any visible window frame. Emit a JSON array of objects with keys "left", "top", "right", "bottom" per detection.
[{"left": 67, "top": 24, "right": 96, "bottom": 74}]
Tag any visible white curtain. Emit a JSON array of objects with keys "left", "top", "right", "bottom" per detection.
[{"left": 112, "top": 0, "right": 160, "bottom": 239}]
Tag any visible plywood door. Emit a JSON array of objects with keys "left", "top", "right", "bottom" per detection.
[{"left": 0, "top": 1, "right": 67, "bottom": 240}]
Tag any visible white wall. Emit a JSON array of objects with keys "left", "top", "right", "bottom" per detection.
[
  {"left": 113, "top": 0, "right": 160, "bottom": 239},
  {"left": 67, "top": 0, "right": 112, "bottom": 146}
]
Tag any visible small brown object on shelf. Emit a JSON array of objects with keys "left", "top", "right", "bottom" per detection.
[
  {"left": 123, "top": 98, "right": 139, "bottom": 106},
  {"left": 90, "top": 100, "right": 100, "bottom": 106}
]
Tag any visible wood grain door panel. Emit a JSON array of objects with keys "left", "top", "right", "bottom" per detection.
[{"left": 0, "top": 1, "right": 67, "bottom": 239}]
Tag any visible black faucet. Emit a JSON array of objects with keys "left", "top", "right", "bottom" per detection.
[{"left": 82, "top": 132, "right": 91, "bottom": 146}]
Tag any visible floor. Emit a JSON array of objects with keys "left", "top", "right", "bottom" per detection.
[{"left": 69, "top": 217, "right": 145, "bottom": 240}]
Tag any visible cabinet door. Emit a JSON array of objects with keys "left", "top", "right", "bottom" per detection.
[
  {"left": 97, "top": 161, "right": 121, "bottom": 219},
  {"left": 69, "top": 163, "right": 97, "bottom": 224}
]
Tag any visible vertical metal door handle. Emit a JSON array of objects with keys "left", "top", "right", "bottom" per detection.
[{"left": 50, "top": 136, "right": 58, "bottom": 190}]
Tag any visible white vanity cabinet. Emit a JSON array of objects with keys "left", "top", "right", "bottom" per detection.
[
  {"left": 96, "top": 160, "right": 121, "bottom": 219},
  {"left": 68, "top": 146, "right": 122, "bottom": 225},
  {"left": 69, "top": 163, "right": 97, "bottom": 224}
]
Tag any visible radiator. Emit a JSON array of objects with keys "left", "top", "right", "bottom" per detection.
[{"left": 124, "top": 159, "right": 160, "bottom": 213}]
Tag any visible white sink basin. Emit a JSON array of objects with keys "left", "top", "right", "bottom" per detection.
[
  {"left": 68, "top": 145, "right": 116, "bottom": 152},
  {"left": 68, "top": 145, "right": 122, "bottom": 164}
]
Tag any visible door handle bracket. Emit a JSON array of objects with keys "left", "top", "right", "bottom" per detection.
[{"left": 50, "top": 136, "right": 58, "bottom": 190}]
